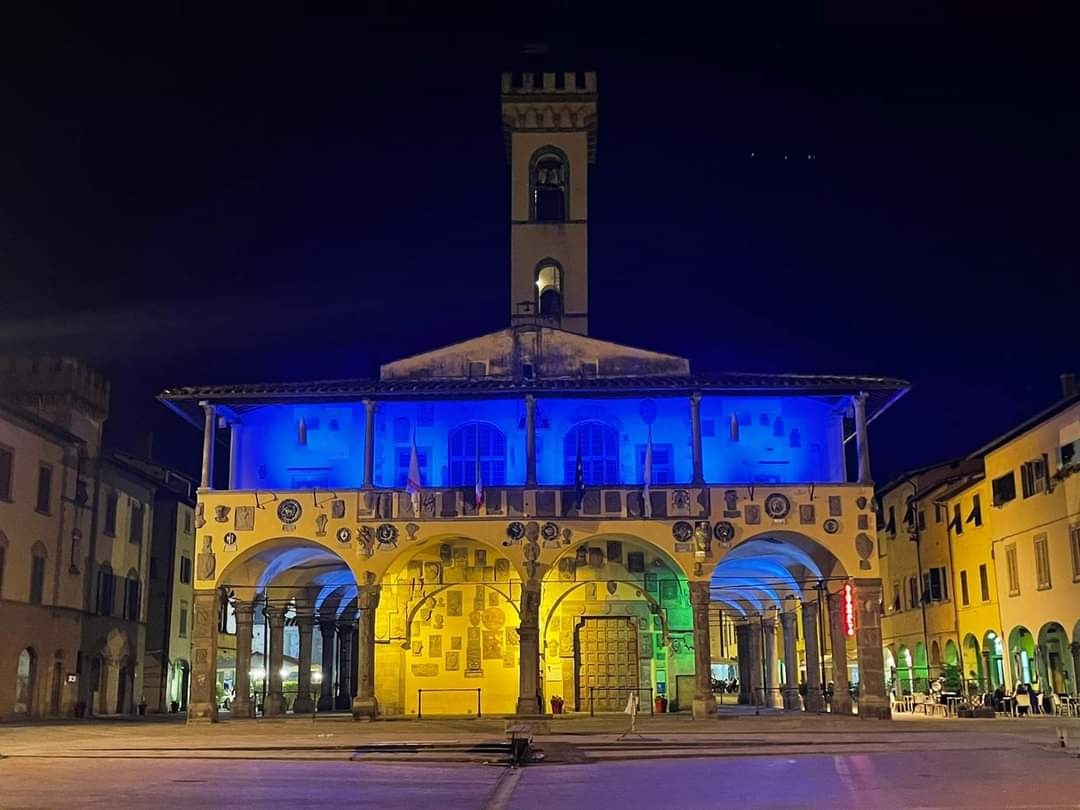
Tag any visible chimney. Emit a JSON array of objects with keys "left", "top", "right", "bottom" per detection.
[{"left": 1062, "top": 373, "right": 1078, "bottom": 398}]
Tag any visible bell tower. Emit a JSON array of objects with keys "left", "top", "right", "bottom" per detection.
[{"left": 501, "top": 71, "right": 597, "bottom": 335}]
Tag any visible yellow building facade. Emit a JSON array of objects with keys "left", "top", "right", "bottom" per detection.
[
  {"left": 163, "top": 71, "right": 907, "bottom": 725},
  {"left": 880, "top": 380, "right": 1080, "bottom": 701}
]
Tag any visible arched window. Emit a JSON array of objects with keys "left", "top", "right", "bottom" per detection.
[
  {"left": 14, "top": 647, "right": 36, "bottom": 715},
  {"left": 448, "top": 422, "right": 506, "bottom": 486},
  {"left": 535, "top": 260, "right": 563, "bottom": 317},
  {"left": 530, "top": 148, "right": 568, "bottom": 222},
  {"left": 564, "top": 422, "right": 620, "bottom": 485},
  {"left": 29, "top": 543, "right": 47, "bottom": 605}
]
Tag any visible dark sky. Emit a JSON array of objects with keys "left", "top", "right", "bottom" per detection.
[{"left": 1, "top": 4, "right": 1077, "bottom": 481}]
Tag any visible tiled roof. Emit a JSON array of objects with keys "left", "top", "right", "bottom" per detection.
[{"left": 160, "top": 372, "right": 908, "bottom": 400}]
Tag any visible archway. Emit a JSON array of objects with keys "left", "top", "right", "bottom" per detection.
[
  {"left": 1008, "top": 626, "right": 1036, "bottom": 686},
  {"left": 14, "top": 647, "right": 36, "bottom": 716},
  {"left": 883, "top": 647, "right": 898, "bottom": 698},
  {"left": 116, "top": 656, "right": 132, "bottom": 714},
  {"left": 962, "top": 634, "right": 983, "bottom": 691},
  {"left": 942, "top": 640, "right": 962, "bottom": 692},
  {"left": 378, "top": 537, "right": 524, "bottom": 717},
  {"left": 983, "top": 630, "right": 1005, "bottom": 688},
  {"left": 913, "top": 642, "right": 929, "bottom": 692},
  {"left": 1037, "top": 622, "right": 1073, "bottom": 695},
  {"left": 542, "top": 534, "right": 688, "bottom": 714},
  {"left": 708, "top": 530, "right": 853, "bottom": 713},
  {"left": 897, "top": 645, "right": 913, "bottom": 694},
  {"left": 218, "top": 537, "right": 361, "bottom": 717}
]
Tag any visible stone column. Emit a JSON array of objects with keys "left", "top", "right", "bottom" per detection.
[
  {"left": 362, "top": 400, "right": 376, "bottom": 490},
  {"left": 763, "top": 618, "right": 783, "bottom": 708},
  {"left": 524, "top": 394, "right": 537, "bottom": 488},
  {"left": 187, "top": 590, "right": 219, "bottom": 723},
  {"left": 516, "top": 580, "right": 542, "bottom": 715},
  {"left": 1070, "top": 643, "right": 1080, "bottom": 698},
  {"left": 263, "top": 606, "right": 287, "bottom": 716},
  {"left": 101, "top": 655, "right": 120, "bottom": 715},
  {"left": 690, "top": 392, "right": 704, "bottom": 485},
  {"left": 748, "top": 619, "right": 765, "bottom": 706},
  {"left": 689, "top": 582, "right": 717, "bottom": 717},
  {"left": 318, "top": 620, "right": 336, "bottom": 711},
  {"left": 353, "top": 586, "right": 381, "bottom": 719},
  {"left": 227, "top": 422, "right": 242, "bottom": 490},
  {"left": 231, "top": 601, "right": 256, "bottom": 718},
  {"left": 780, "top": 610, "right": 801, "bottom": 710},
  {"left": 853, "top": 578, "right": 889, "bottom": 719},
  {"left": 735, "top": 623, "right": 753, "bottom": 704},
  {"left": 827, "top": 590, "right": 853, "bottom": 715},
  {"left": 199, "top": 403, "right": 216, "bottom": 490},
  {"left": 336, "top": 621, "right": 355, "bottom": 710},
  {"left": 853, "top": 393, "right": 871, "bottom": 484},
  {"left": 801, "top": 600, "right": 825, "bottom": 712},
  {"left": 292, "top": 612, "right": 316, "bottom": 714}
]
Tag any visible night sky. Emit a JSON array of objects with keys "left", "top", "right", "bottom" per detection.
[{"left": 1, "top": 5, "right": 1077, "bottom": 482}]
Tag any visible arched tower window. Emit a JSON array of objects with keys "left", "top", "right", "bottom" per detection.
[
  {"left": 530, "top": 148, "right": 568, "bottom": 222},
  {"left": 564, "top": 421, "right": 620, "bottom": 485},
  {"left": 535, "top": 260, "right": 563, "bottom": 317},
  {"left": 449, "top": 422, "right": 506, "bottom": 486}
]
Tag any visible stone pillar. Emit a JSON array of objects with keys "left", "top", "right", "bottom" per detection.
[
  {"left": 318, "top": 620, "right": 336, "bottom": 711},
  {"left": 763, "top": 618, "right": 783, "bottom": 708},
  {"left": 227, "top": 422, "right": 242, "bottom": 490},
  {"left": 748, "top": 619, "right": 765, "bottom": 706},
  {"left": 352, "top": 586, "right": 380, "bottom": 719},
  {"left": 231, "top": 601, "right": 256, "bottom": 718},
  {"left": 187, "top": 590, "right": 219, "bottom": 723},
  {"left": 292, "top": 612, "right": 316, "bottom": 714},
  {"left": 199, "top": 403, "right": 216, "bottom": 490},
  {"left": 801, "top": 600, "right": 825, "bottom": 712},
  {"left": 981, "top": 649, "right": 993, "bottom": 691},
  {"left": 853, "top": 393, "right": 871, "bottom": 484},
  {"left": 524, "top": 394, "right": 537, "bottom": 488},
  {"left": 690, "top": 392, "right": 704, "bottom": 485},
  {"left": 336, "top": 621, "right": 355, "bottom": 710},
  {"left": 362, "top": 400, "right": 376, "bottom": 490},
  {"left": 689, "top": 582, "right": 717, "bottom": 717},
  {"left": 101, "top": 655, "right": 120, "bottom": 715},
  {"left": 516, "top": 580, "right": 542, "bottom": 715},
  {"left": 263, "top": 606, "right": 287, "bottom": 716},
  {"left": 854, "top": 578, "right": 890, "bottom": 719},
  {"left": 827, "top": 590, "right": 853, "bottom": 715},
  {"left": 735, "top": 623, "right": 753, "bottom": 704},
  {"left": 780, "top": 610, "right": 801, "bottom": 710}
]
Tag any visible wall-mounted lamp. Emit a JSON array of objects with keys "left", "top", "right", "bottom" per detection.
[{"left": 254, "top": 490, "right": 279, "bottom": 510}]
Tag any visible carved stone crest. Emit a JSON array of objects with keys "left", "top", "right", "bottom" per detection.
[
  {"left": 234, "top": 506, "right": 255, "bottom": 531},
  {"left": 195, "top": 502, "right": 206, "bottom": 529},
  {"left": 764, "top": 492, "right": 791, "bottom": 519},
  {"left": 277, "top": 498, "right": 302, "bottom": 525},
  {"left": 214, "top": 505, "right": 230, "bottom": 523},
  {"left": 315, "top": 514, "right": 328, "bottom": 537},
  {"left": 196, "top": 536, "right": 216, "bottom": 580}
]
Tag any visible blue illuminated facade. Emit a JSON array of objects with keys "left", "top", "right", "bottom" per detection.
[{"left": 227, "top": 392, "right": 847, "bottom": 491}]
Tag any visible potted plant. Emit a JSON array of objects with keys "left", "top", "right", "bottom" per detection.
[
  {"left": 654, "top": 695, "right": 668, "bottom": 713},
  {"left": 550, "top": 695, "right": 565, "bottom": 714}
]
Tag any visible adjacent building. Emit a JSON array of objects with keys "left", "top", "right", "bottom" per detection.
[
  {"left": 0, "top": 357, "right": 174, "bottom": 719},
  {"left": 879, "top": 376, "right": 1080, "bottom": 700}
]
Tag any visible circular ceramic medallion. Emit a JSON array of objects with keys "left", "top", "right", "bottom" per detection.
[
  {"left": 764, "top": 493, "right": 791, "bottom": 519},
  {"left": 823, "top": 518, "right": 840, "bottom": 534},
  {"left": 713, "top": 521, "right": 736, "bottom": 543},
  {"left": 224, "top": 531, "right": 237, "bottom": 547},
  {"left": 336, "top": 527, "right": 352, "bottom": 544},
  {"left": 376, "top": 523, "right": 398, "bottom": 545},
  {"left": 482, "top": 607, "right": 506, "bottom": 630},
  {"left": 672, "top": 521, "right": 693, "bottom": 543},
  {"left": 541, "top": 521, "right": 559, "bottom": 541},
  {"left": 277, "top": 498, "right": 302, "bottom": 524},
  {"left": 506, "top": 522, "right": 526, "bottom": 541}
]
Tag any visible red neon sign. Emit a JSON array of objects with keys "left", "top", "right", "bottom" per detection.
[{"left": 843, "top": 581, "right": 856, "bottom": 637}]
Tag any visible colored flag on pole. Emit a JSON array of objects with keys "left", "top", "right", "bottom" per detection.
[
  {"left": 643, "top": 424, "right": 653, "bottom": 519},
  {"left": 574, "top": 427, "right": 585, "bottom": 510},
  {"left": 406, "top": 432, "right": 422, "bottom": 516},
  {"left": 474, "top": 434, "right": 485, "bottom": 514}
]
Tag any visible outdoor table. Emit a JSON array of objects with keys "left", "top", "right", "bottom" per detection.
[{"left": 945, "top": 695, "right": 963, "bottom": 716}]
